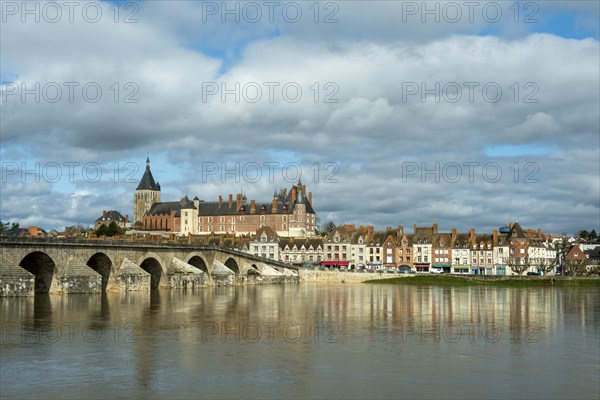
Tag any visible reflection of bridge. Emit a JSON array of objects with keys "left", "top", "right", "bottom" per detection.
[{"left": 0, "top": 238, "right": 298, "bottom": 296}]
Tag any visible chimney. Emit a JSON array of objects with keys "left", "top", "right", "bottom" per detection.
[
  {"left": 308, "top": 192, "right": 312, "bottom": 204},
  {"left": 433, "top": 223, "right": 438, "bottom": 234},
  {"left": 469, "top": 228, "right": 475, "bottom": 240},
  {"left": 493, "top": 229, "right": 498, "bottom": 243},
  {"left": 219, "top": 195, "right": 223, "bottom": 207},
  {"left": 538, "top": 228, "right": 542, "bottom": 238},
  {"left": 228, "top": 194, "right": 233, "bottom": 208},
  {"left": 250, "top": 200, "right": 256, "bottom": 214},
  {"left": 236, "top": 194, "right": 241, "bottom": 209},
  {"left": 125, "top": 214, "right": 129, "bottom": 222},
  {"left": 302, "top": 184, "right": 306, "bottom": 195},
  {"left": 413, "top": 224, "right": 417, "bottom": 234},
  {"left": 272, "top": 198, "right": 277, "bottom": 212},
  {"left": 103, "top": 210, "right": 106, "bottom": 217},
  {"left": 398, "top": 226, "right": 404, "bottom": 235},
  {"left": 452, "top": 227, "right": 456, "bottom": 237},
  {"left": 291, "top": 187, "right": 297, "bottom": 204}
]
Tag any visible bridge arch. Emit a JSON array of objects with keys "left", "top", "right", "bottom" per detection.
[
  {"left": 247, "top": 263, "right": 260, "bottom": 277},
  {"left": 19, "top": 251, "right": 56, "bottom": 294},
  {"left": 137, "top": 253, "right": 166, "bottom": 289},
  {"left": 87, "top": 252, "right": 113, "bottom": 291},
  {"left": 224, "top": 257, "right": 240, "bottom": 275},
  {"left": 186, "top": 254, "right": 209, "bottom": 274}
]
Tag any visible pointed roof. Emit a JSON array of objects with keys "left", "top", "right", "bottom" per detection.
[
  {"left": 508, "top": 222, "right": 527, "bottom": 239},
  {"left": 136, "top": 158, "right": 160, "bottom": 191}
]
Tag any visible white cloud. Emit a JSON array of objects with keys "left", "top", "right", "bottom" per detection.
[{"left": 0, "top": 1, "right": 598, "bottom": 234}]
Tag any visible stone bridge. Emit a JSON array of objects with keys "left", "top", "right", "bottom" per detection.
[{"left": 0, "top": 238, "right": 298, "bottom": 296}]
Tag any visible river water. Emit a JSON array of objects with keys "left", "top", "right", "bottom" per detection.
[{"left": 1, "top": 283, "right": 599, "bottom": 399}]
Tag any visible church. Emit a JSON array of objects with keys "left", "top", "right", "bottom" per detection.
[{"left": 133, "top": 158, "right": 318, "bottom": 237}]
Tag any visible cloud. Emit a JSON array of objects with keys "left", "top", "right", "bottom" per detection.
[{"left": 0, "top": 1, "right": 598, "bottom": 235}]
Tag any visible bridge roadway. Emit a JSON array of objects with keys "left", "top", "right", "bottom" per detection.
[{"left": 0, "top": 237, "right": 298, "bottom": 296}]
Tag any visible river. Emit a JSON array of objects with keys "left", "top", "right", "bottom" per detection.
[{"left": 1, "top": 283, "right": 598, "bottom": 399}]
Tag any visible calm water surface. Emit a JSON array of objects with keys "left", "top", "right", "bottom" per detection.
[{"left": 1, "top": 283, "right": 599, "bottom": 399}]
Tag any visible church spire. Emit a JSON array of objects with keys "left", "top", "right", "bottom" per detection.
[{"left": 136, "top": 157, "right": 160, "bottom": 191}]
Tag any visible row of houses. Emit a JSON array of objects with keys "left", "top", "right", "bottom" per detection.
[{"left": 240, "top": 222, "right": 599, "bottom": 276}]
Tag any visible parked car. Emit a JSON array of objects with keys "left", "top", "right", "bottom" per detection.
[
  {"left": 339, "top": 266, "right": 347, "bottom": 272},
  {"left": 526, "top": 271, "right": 540, "bottom": 276},
  {"left": 430, "top": 267, "right": 444, "bottom": 274},
  {"left": 398, "top": 266, "right": 414, "bottom": 274}
]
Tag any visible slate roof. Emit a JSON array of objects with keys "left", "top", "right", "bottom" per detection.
[
  {"left": 280, "top": 237, "right": 324, "bottom": 250},
  {"left": 95, "top": 210, "right": 127, "bottom": 223},
  {"left": 584, "top": 246, "right": 600, "bottom": 260},
  {"left": 136, "top": 158, "right": 161, "bottom": 191},
  {"left": 146, "top": 201, "right": 187, "bottom": 217},
  {"left": 507, "top": 222, "right": 527, "bottom": 239}
]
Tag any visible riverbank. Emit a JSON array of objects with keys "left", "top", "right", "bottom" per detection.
[
  {"left": 299, "top": 269, "right": 400, "bottom": 283},
  {"left": 364, "top": 275, "right": 600, "bottom": 287}
]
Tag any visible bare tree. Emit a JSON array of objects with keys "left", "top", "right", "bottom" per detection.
[
  {"left": 507, "top": 256, "right": 530, "bottom": 276},
  {"left": 565, "top": 259, "right": 588, "bottom": 276},
  {"left": 322, "top": 221, "right": 337, "bottom": 234},
  {"left": 539, "top": 258, "right": 557, "bottom": 275}
]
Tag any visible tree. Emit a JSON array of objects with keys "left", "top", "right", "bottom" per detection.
[
  {"left": 322, "top": 221, "right": 337, "bottom": 234},
  {"left": 578, "top": 230, "right": 589, "bottom": 240},
  {"left": 507, "top": 256, "right": 530, "bottom": 276},
  {"left": 565, "top": 258, "right": 588, "bottom": 276},
  {"left": 539, "top": 258, "right": 557, "bottom": 275},
  {"left": 106, "top": 221, "right": 119, "bottom": 236},
  {"left": 65, "top": 224, "right": 90, "bottom": 237},
  {"left": 0, "top": 221, "right": 20, "bottom": 236},
  {"left": 95, "top": 224, "right": 108, "bottom": 237},
  {"left": 590, "top": 229, "right": 598, "bottom": 240}
]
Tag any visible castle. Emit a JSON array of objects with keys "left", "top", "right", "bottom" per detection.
[{"left": 133, "top": 158, "right": 317, "bottom": 237}]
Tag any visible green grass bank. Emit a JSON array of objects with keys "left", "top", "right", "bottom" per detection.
[{"left": 364, "top": 275, "right": 600, "bottom": 287}]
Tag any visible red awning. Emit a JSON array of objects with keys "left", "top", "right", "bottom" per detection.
[{"left": 322, "top": 261, "right": 350, "bottom": 266}]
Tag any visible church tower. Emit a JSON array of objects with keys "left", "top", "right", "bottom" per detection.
[{"left": 133, "top": 158, "right": 161, "bottom": 225}]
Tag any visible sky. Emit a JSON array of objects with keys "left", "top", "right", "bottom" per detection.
[{"left": 1, "top": 0, "right": 599, "bottom": 235}]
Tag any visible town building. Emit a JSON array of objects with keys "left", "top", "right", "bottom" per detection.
[
  {"left": 133, "top": 158, "right": 317, "bottom": 237},
  {"left": 412, "top": 224, "right": 435, "bottom": 272},
  {"left": 94, "top": 210, "right": 131, "bottom": 229}
]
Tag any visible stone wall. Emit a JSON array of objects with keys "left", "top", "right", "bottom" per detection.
[
  {"left": 0, "top": 264, "right": 34, "bottom": 296},
  {"left": 299, "top": 270, "right": 405, "bottom": 283}
]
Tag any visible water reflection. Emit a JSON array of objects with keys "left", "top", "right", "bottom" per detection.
[{"left": 1, "top": 283, "right": 598, "bottom": 399}]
